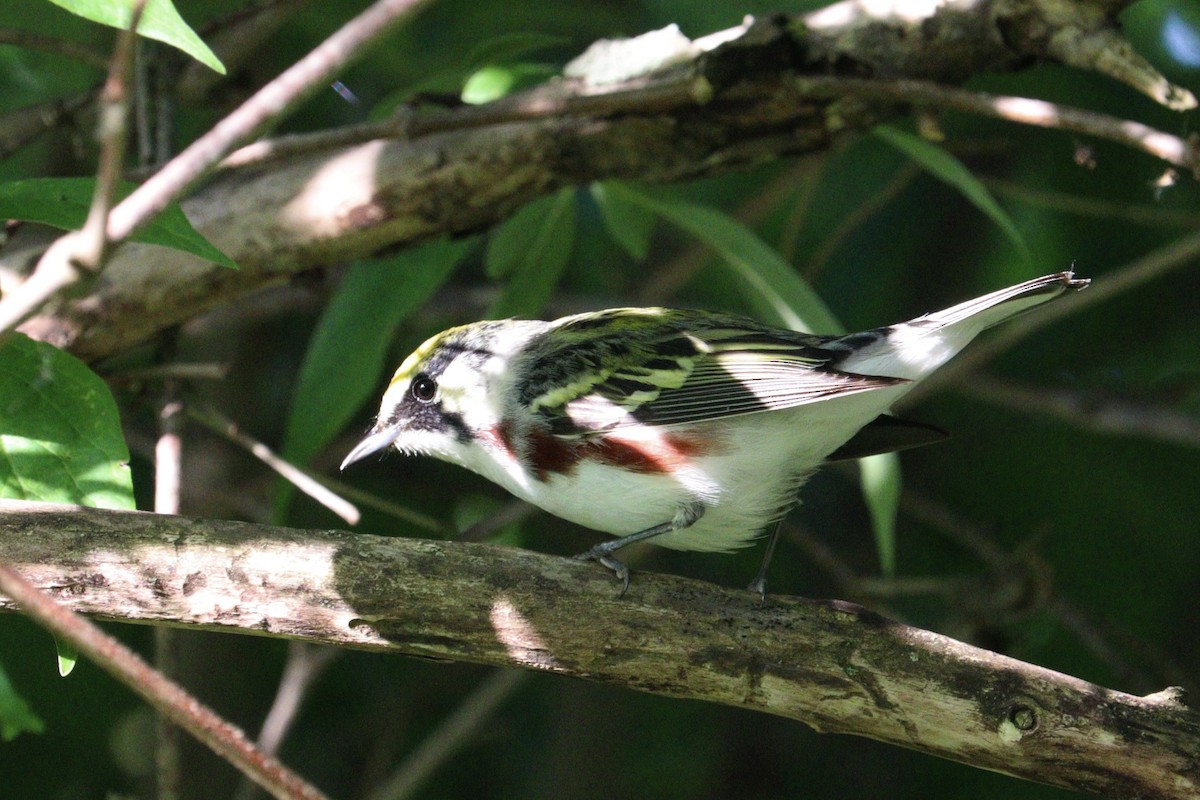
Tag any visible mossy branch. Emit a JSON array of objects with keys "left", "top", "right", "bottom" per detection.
[
  {"left": 8, "top": 0, "right": 1194, "bottom": 359},
  {"left": 1, "top": 500, "right": 1196, "bottom": 798}
]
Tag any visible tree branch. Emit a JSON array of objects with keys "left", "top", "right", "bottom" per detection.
[
  {"left": 956, "top": 373, "right": 1200, "bottom": 449},
  {"left": 0, "top": 0, "right": 432, "bottom": 340},
  {"left": 0, "top": 516, "right": 329, "bottom": 800},
  {"left": 793, "top": 75, "right": 1200, "bottom": 170},
  {"left": 0, "top": 0, "right": 145, "bottom": 337},
  {"left": 1, "top": 500, "right": 1196, "bottom": 798},
  {"left": 9, "top": 0, "right": 1193, "bottom": 360}
]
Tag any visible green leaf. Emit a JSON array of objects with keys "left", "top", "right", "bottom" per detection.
[
  {"left": 859, "top": 453, "right": 901, "bottom": 578},
  {"left": 459, "top": 33, "right": 564, "bottom": 103},
  {"left": 874, "top": 126, "right": 1030, "bottom": 260},
  {"left": 487, "top": 189, "right": 577, "bottom": 319},
  {"left": 602, "top": 183, "right": 840, "bottom": 333},
  {"left": 0, "top": 333, "right": 134, "bottom": 510},
  {"left": 371, "top": 33, "right": 564, "bottom": 120},
  {"left": 461, "top": 66, "right": 520, "bottom": 105},
  {"left": 0, "top": 661, "right": 44, "bottom": 741},
  {"left": 48, "top": 0, "right": 225, "bottom": 74},
  {"left": 589, "top": 182, "right": 656, "bottom": 262},
  {"left": 0, "top": 178, "right": 236, "bottom": 269},
  {"left": 461, "top": 63, "right": 557, "bottom": 104},
  {"left": 53, "top": 636, "right": 78, "bottom": 678},
  {"left": 279, "top": 237, "right": 473, "bottom": 500}
]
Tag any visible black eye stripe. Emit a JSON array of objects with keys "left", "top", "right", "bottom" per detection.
[{"left": 411, "top": 374, "right": 437, "bottom": 403}]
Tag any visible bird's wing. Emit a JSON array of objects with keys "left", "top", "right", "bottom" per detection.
[{"left": 529, "top": 322, "right": 908, "bottom": 438}]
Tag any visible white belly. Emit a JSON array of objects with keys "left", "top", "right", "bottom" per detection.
[{"left": 494, "top": 386, "right": 908, "bottom": 553}]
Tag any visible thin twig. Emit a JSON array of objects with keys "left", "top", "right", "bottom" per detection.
[
  {"left": 898, "top": 490, "right": 1162, "bottom": 691},
  {"left": 794, "top": 76, "right": 1200, "bottom": 175},
  {"left": 805, "top": 466, "right": 1164, "bottom": 693},
  {"left": 801, "top": 161, "right": 921, "bottom": 282},
  {"left": 0, "top": 91, "right": 97, "bottom": 161},
  {"left": 781, "top": 520, "right": 916, "bottom": 627},
  {"left": 152, "top": 622, "right": 182, "bottom": 800},
  {"left": 903, "top": 227, "right": 1200, "bottom": 403},
  {"left": 187, "top": 405, "right": 361, "bottom": 525},
  {"left": 776, "top": 158, "right": 828, "bottom": 266},
  {"left": 154, "top": 371, "right": 184, "bottom": 800},
  {"left": 319, "top": 474, "right": 450, "bottom": 534},
  {"left": 459, "top": 499, "right": 536, "bottom": 543},
  {"left": 0, "top": 3, "right": 145, "bottom": 335},
  {"left": 1044, "top": 23, "right": 1196, "bottom": 111},
  {"left": 112, "top": 362, "right": 231, "bottom": 382},
  {"left": 985, "top": 178, "right": 1200, "bottom": 228},
  {"left": 257, "top": 644, "right": 339, "bottom": 756},
  {"left": 1046, "top": 598, "right": 1189, "bottom": 696},
  {"left": 232, "top": 643, "right": 340, "bottom": 800},
  {"left": 0, "top": 0, "right": 432, "bottom": 336},
  {"left": 105, "top": 0, "right": 431, "bottom": 246},
  {"left": 147, "top": 56, "right": 185, "bottom": 790},
  {"left": 365, "top": 669, "right": 527, "bottom": 800},
  {"left": 155, "top": 400, "right": 184, "bottom": 516},
  {"left": 224, "top": 71, "right": 1200, "bottom": 177},
  {"left": 135, "top": 38, "right": 156, "bottom": 170},
  {"left": 0, "top": 562, "right": 330, "bottom": 800},
  {"left": 958, "top": 373, "right": 1200, "bottom": 449},
  {"left": 217, "top": 74, "right": 705, "bottom": 170},
  {"left": 899, "top": 490, "right": 1009, "bottom": 568},
  {"left": 75, "top": 0, "right": 144, "bottom": 273},
  {"left": 0, "top": 29, "right": 110, "bottom": 69},
  {"left": 122, "top": 377, "right": 445, "bottom": 533},
  {"left": 785, "top": 521, "right": 863, "bottom": 590},
  {"left": 632, "top": 160, "right": 824, "bottom": 304},
  {"left": 178, "top": 0, "right": 308, "bottom": 102}
]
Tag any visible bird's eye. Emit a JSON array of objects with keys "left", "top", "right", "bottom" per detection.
[{"left": 411, "top": 374, "right": 437, "bottom": 403}]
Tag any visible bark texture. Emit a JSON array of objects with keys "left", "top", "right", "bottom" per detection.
[
  {"left": 8, "top": 0, "right": 1186, "bottom": 360},
  {"left": 1, "top": 500, "right": 1196, "bottom": 798}
]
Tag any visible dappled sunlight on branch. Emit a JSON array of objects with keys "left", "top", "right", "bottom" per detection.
[{"left": 489, "top": 595, "right": 564, "bottom": 671}]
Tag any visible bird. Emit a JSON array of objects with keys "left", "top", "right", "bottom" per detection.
[{"left": 342, "top": 271, "right": 1088, "bottom": 593}]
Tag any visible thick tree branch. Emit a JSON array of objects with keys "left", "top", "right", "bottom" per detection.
[
  {"left": 9, "top": 0, "right": 1193, "bottom": 360},
  {"left": 1, "top": 500, "right": 1196, "bottom": 798},
  {"left": 0, "top": 0, "right": 432, "bottom": 340},
  {"left": 0, "top": 521, "right": 329, "bottom": 800}
]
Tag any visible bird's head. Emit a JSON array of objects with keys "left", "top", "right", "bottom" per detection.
[{"left": 341, "top": 319, "right": 548, "bottom": 470}]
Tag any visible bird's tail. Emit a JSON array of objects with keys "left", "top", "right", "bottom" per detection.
[
  {"left": 835, "top": 271, "right": 1089, "bottom": 380},
  {"left": 916, "top": 271, "right": 1090, "bottom": 334}
]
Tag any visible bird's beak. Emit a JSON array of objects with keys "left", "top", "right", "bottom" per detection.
[{"left": 340, "top": 425, "right": 403, "bottom": 471}]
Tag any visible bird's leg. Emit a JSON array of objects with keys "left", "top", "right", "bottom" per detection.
[
  {"left": 574, "top": 503, "right": 705, "bottom": 594},
  {"left": 747, "top": 519, "right": 783, "bottom": 602}
]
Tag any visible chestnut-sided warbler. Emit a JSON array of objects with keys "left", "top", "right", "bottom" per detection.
[{"left": 343, "top": 272, "right": 1088, "bottom": 592}]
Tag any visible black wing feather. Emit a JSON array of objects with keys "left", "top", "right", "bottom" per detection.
[{"left": 524, "top": 313, "right": 908, "bottom": 438}]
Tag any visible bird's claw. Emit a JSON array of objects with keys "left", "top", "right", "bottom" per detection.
[
  {"left": 574, "top": 546, "right": 631, "bottom": 596},
  {"left": 746, "top": 576, "right": 769, "bottom": 605}
]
